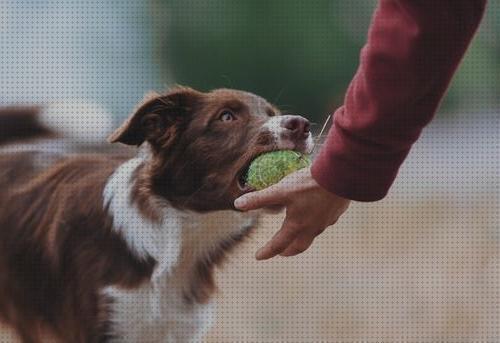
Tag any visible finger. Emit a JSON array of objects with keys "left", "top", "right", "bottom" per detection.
[
  {"left": 279, "top": 233, "right": 316, "bottom": 257},
  {"left": 262, "top": 204, "right": 285, "bottom": 214},
  {"left": 255, "top": 220, "right": 300, "bottom": 260},
  {"left": 234, "top": 183, "right": 287, "bottom": 211}
]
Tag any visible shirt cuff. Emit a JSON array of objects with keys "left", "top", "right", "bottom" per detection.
[{"left": 311, "top": 110, "right": 409, "bottom": 202}]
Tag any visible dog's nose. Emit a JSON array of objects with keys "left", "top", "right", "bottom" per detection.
[{"left": 281, "top": 115, "right": 310, "bottom": 140}]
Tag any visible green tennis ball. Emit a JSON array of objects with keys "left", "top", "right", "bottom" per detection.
[{"left": 245, "top": 150, "right": 311, "bottom": 190}]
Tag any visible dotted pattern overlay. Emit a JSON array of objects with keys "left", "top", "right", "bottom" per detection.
[{"left": 0, "top": 1, "right": 498, "bottom": 342}]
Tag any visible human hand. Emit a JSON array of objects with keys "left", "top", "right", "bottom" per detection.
[{"left": 234, "top": 167, "right": 350, "bottom": 260}]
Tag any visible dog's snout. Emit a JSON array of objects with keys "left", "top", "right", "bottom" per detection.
[
  {"left": 281, "top": 116, "right": 310, "bottom": 139},
  {"left": 261, "top": 114, "right": 314, "bottom": 153}
]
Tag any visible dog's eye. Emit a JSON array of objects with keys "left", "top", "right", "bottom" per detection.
[{"left": 219, "top": 110, "right": 235, "bottom": 122}]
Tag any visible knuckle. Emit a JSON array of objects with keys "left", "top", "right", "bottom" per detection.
[
  {"left": 291, "top": 239, "right": 312, "bottom": 253},
  {"left": 285, "top": 221, "right": 304, "bottom": 233},
  {"left": 270, "top": 240, "right": 287, "bottom": 252}
]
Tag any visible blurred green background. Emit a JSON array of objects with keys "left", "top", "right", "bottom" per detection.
[
  {"left": 1, "top": 1, "right": 498, "bottom": 124},
  {"left": 0, "top": 2, "right": 498, "bottom": 342},
  {"left": 154, "top": 0, "right": 499, "bottom": 123}
]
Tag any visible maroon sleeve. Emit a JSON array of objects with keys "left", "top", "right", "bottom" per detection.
[{"left": 311, "top": 0, "right": 487, "bottom": 201}]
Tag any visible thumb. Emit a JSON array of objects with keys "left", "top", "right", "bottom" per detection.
[{"left": 234, "top": 184, "right": 287, "bottom": 211}]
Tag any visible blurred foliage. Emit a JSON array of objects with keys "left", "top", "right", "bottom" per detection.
[
  {"left": 153, "top": 0, "right": 499, "bottom": 123},
  {"left": 443, "top": 1, "right": 500, "bottom": 112}
]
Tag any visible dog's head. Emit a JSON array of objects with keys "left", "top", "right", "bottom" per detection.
[{"left": 109, "top": 87, "right": 313, "bottom": 211}]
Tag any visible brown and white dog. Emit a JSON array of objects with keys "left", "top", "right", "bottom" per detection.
[{"left": 0, "top": 88, "right": 313, "bottom": 342}]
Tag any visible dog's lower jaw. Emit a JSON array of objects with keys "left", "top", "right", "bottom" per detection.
[{"left": 103, "top": 157, "right": 260, "bottom": 341}]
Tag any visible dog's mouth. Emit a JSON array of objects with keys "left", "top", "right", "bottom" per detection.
[
  {"left": 233, "top": 138, "right": 313, "bottom": 196},
  {"left": 235, "top": 147, "right": 278, "bottom": 194},
  {"left": 237, "top": 169, "right": 249, "bottom": 191},
  {"left": 234, "top": 147, "right": 290, "bottom": 194},
  {"left": 236, "top": 156, "right": 257, "bottom": 193}
]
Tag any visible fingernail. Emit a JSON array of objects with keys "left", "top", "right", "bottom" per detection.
[{"left": 234, "top": 197, "right": 248, "bottom": 210}]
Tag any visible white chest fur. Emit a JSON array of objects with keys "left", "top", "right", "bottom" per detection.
[
  {"left": 104, "top": 281, "right": 216, "bottom": 343},
  {"left": 103, "top": 158, "right": 258, "bottom": 342}
]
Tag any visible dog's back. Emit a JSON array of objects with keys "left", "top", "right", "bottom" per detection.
[
  {"left": 0, "top": 88, "right": 311, "bottom": 342},
  {"left": 0, "top": 105, "right": 136, "bottom": 342}
]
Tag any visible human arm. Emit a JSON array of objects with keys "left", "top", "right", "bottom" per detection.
[
  {"left": 312, "top": 0, "right": 487, "bottom": 201},
  {"left": 235, "top": 0, "right": 487, "bottom": 259}
]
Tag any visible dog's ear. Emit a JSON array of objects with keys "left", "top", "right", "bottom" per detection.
[{"left": 108, "top": 87, "right": 202, "bottom": 147}]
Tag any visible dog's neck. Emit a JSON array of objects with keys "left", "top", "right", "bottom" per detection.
[{"left": 103, "top": 156, "right": 258, "bottom": 302}]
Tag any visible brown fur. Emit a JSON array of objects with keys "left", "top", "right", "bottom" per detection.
[
  {"left": 0, "top": 153, "right": 156, "bottom": 342},
  {"left": 0, "top": 108, "right": 53, "bottom": 145},
  {"left": 0, "top": 87, "right": 306, "bottom": 342},
  {"left": 114, "top": 88, "right": 280, "bottom": 212},
  {"left": 179, "top": 227, "right": 253, "bottom": 305}
]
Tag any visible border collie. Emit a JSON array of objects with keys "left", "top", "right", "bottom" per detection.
[{"left": 0, "top": 87, "right": 312, "bottom": 342}]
